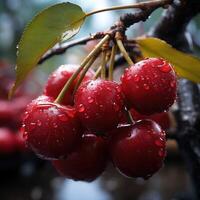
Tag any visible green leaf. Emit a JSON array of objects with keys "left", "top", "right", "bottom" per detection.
[
  {"left": 136, "top": 37, "right": 200, "bottom": 83},
  {"left": 10, "top": 2, "right": 86, "bottom": 97}
]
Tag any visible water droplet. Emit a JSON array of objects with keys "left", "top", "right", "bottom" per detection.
[
  {"left": 61, "top": 71, "right": 68, "bottom": 76},
  {"left": 170, "top": 80, "right": 176, "bottom": 88},
  {"left": 106, "top": 87, "right": 111, "bottom": 91},
  {"left": 126, "top": 75, "right": 131, "bottom": 80},
  {"left": 85, "top": 114, "right": 89, "bottom": 119},
  {"left": 158, "top": 149, "right": 165, "bottom": 157},
  {"left": 160, "top": 137, "right": 164, "bottom": 141},
  {"left": 58, "top": 114, "right": 68, "bottom": 122},
  {"left": 155, "top": 139, "right": 164, "bottom": 147},
  {"left": 143, "top": 174, "right": 152, "bottom": 180},
  {"left": 116, "top": 86, "right": 121, "bottom": 93},
  {"left": 53, "top": 123, "right": 58, "bottom": 128},
  {"left": 113, "top": 102, "right": 119, "bottom": 111},
  {"left": 78, "top": 104, "right": 85, "bottom": 112},
  {"left": 37, "top": 120, "right": 42, "bottom": 126},
  {"left": 99, "top": 104, "right": 103, "bottom": 108},
  {"left": 88, "top": 96, "right": 94, "bottom": 103},
  {"left": 21, "top": 126, "right": 28, "bottom": 140},
  {"left": 143, "top": 83, "right": 150, "bottom": 90},
  {"left": 133, "top": 74, "right": 140, "bottom": 82},
  {"left": 158, "top": 63, "right": 171, "bottom": 73},
  {"left": 52, "top": 74, "right": 57, "bottom": 78},
  {"left": 153, "top": 73, "right": 158, "bottom": 78},
  {"left": 23, "top": 132, "right": 28, "bottom": 140},
  {"left": 30, "top": 122, "right": 36, "bottom": 131}
]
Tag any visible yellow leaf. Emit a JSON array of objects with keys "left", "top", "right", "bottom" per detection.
[{"left": 136, "top": 37, "right": 200, "bottom": 83}]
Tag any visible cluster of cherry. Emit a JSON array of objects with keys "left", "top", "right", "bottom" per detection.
[{"left": 22, "top": 57, "right": 177, "bottom": 182}]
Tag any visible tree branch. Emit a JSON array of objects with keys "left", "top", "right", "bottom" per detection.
[
  {"left": 150, "top": 0, "right": 200, "bottom": 199},
  {"left": 38, "top": 0, "right": 172, "bottom": 65},
  {"left": 38, "top": 33, "right": 105, "bottom": 65}
]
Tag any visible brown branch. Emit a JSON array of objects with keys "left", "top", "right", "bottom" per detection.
[
  {"left": 37, "top": 0, "right": 172, "bottom": 65},
  {"left": 149, "top": 0, "right": 200, "bottom": 199},
  {"left": 38, "top": 33, "right": 105, "bottom": 64}
]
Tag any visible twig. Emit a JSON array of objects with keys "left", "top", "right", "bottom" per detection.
[
  {"left": 150, "top": 0, "right": 200, "bottom": 199},
  {"left": 38, "top": 33, "right": 105, "bottom": 65},
  {"left": 37, "top": 0, "right": 172, "bottom": 65},
  {"left": 86, "top": 0, "right": 173, "bottom": 17}
]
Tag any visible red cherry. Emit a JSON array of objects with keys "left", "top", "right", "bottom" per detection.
[
  {"left": 22, "top": 95, "right": 82, "bottom": 160},
  {"left": 120, "top": 109, "right": 170, "bottom": 130},
  {"left": 52, "top": 133, "right": 108, "bottom": 182},
  {"left": 121, "top": 58, "right": 177, "bottom": 115},
  {"left": 0, "top": 128, "right": 16, "bottom": 154},
  {"left": 15, "top": 129, "right": 28, "bottom": 152},
  {"left": 44, "top": 64, "right": 94, "bottom": 105},
  {"left": 110, "top": 120, "right": 166, "bottom": 179},
  {"left": 74, "top": 79, "right": 125, "bottom": 133}
]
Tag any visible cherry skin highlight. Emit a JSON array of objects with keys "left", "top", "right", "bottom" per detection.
[
  {"left": 44, "top": 64, "right": 94, "bottom": 105},
  {"left": 121, "top": 58, "right": 177, "bottom": 115},
  {"left": 22, "top": 95, "right": 82, "bottom": 160},
  {"left": 52, "top": 133, "right": 108, "bottom": 182},
  {"left": 74, "top": 79, "right": 125, "bottom": 133},
  {"left": 110, "top": 120, "right": 166, "bottom": 179}
]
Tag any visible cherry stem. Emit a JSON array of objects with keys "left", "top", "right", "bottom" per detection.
[
  {"left": 124, "top": 108, "right": 134, "bottom": 124},
  {"left": 116, "top": 39, "right": 134, "bottom": 66},
  {"left": 86, "top": 0, "right": 172, "bottom": 17},
  {"left": 54, "top": 34, "right": 110, "bottom": 104},
  {"left": 72, "top": 52, "right": 99, "bottom": 96},
  {"left": 101, "top": 51, "right": 107, "bottom": 79},
  {"left": 109, "top": 44, "right": 117, "bottom": 81},
  {"left": 93, "top": 66, "right": 102, "bottom": 80},
  {"left": 93, "top": 54, "right": 111, "bottom": 80}
]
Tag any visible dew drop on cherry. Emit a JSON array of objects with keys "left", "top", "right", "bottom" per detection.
[
  {"left": 58, "top": 114, "right": 68, "bottom": 122},
  {"left": 143, "top": 83, "right": 150, "bottom": 90},
  {"left": 159, "top": 63, "right": 171, "bottom": 73},
  {"left": 30, "top": 122, "right": 36, "bottom": 131},
  {"left": 78, "top": 104, "right": 85, "bottom": 113},
  {"left": 113, "top": 102, "right": 120, "bottom": 111},
  {"left": 88, "top": 96, "right": 94, "bottom": 103},
  {"left": 133, "top": 74, "right": 140, "bottom": 82},
  {"left": 155, "top": 139, "right": 164, "bottom": 147},
  {"left": 53, "top": 123, "right": 58, "bottom": 128},
  {"left": 158, "top": 149, "right": 165, "bottom": 157},
  {"left": 170, "top": 80, "right": 176, "bottom": 88},
  {"left": 37, "top": 120, "right": 42, "bottom": 126}
]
